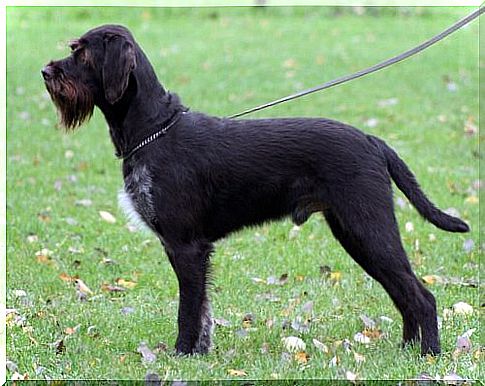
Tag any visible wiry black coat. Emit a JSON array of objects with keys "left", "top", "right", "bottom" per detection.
[{"left": 42, "top": 24, "right": 469, "bottom": 357}]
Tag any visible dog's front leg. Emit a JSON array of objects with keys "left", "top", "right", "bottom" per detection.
[{"left": 165, "top": 240, "right": 213, "bottom": 355}]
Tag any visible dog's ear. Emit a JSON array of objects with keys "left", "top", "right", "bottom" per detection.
[{"left": 102, "top": 34, "right": 136, "bottom": 104}]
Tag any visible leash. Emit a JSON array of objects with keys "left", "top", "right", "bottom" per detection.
[{"left": 227, "top": 7, "right": 484, "bottom": 119}]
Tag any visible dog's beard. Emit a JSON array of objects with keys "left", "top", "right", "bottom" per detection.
[{"left": 45, "top": 75, "right": 94, "bottom": 131}]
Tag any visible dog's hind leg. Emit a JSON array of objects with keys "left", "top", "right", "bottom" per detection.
[
  {"left": 164, "top": 240, "right": 213, "bottom": 355},
  {"left": 323, "top": 200, "right": 440, "bottom": 355}
]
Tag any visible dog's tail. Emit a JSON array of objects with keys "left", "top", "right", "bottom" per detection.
[{"left": 369, "top": 135, "right": 469, "bottom": 233}]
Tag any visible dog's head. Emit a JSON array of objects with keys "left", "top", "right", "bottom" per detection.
[{"left": 42, "top": 24, "right": 138, "bottom": 130}]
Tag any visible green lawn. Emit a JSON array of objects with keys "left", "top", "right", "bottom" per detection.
[{"left": 6, "top": 6, "right": 481, "bottom": 381}]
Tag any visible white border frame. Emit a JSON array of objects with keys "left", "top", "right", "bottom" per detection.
[{"left": 2, "top": 2, "right": 481, "bottom": 385}]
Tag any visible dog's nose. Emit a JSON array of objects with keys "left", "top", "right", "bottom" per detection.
[{"left": 41, "top": 66, "right": 53, "bottom": 80}]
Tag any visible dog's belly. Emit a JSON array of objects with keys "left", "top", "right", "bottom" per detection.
[{"left": 118, "top": 164, "right": 157, "bottom": 232}]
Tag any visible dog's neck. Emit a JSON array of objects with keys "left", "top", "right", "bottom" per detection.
[{"left": 97, "top": 66, "right": 185, "bottom": 158}]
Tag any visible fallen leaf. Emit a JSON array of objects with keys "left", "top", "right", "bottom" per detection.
[
  {"left": 346, "top": 370, "right": 358, "bottom": 381},
  {"left": 464, "top": 116, "right": 478, "bottom": 136},
  {"left": 422, "top": 274, "right": 444, "bottom": 285},
  {"left": 395, "top": 197, "right": 407, "bottom": 209},
  {"left": 64, "top": 325, "right": 80, "bottom": 335},
  {"left": 288, "top": 225, "right": 301, "bottom": 239},
  {"left": 54, "top": 179, "right": 63, "bottom": 191},
  {"left": 26, "top": 234, "right": 38, "bottom": 243},
  {"left": 75, "top": 279, "right": 93, "bottom": 295},
  {"left": 278, "top": 273, "right": 289, "bottom": 285},
  {"left": 50, "top": 338, "right": 65, "bottom": 354},
  {"left": 99, "top": 210, "right": 117, "bottom": 223},
  {"left": 359, "top": 314, "right": 376, "bottom": 329},
  {"left": 301, "top": 301, "right": 314, "bottom": 314},
  {"left": 153, "top": 341, "right": 168, "bottom": 353},
  {"left": 213, "top": 317, "right": 231, "bottom": 327},
  {"left": 115, "top": 278, "right": 137, "bottom": 289},
  {"left": 364, "top": 118, "right": 378, "bottom": 128},
  {"left": 101, "top": 283, "right": 126, "bottom": 292},
  {"left": 363, "top": 328, "right": 382, "bottom": 340},
  {"left": 443, "top": 373, "right": 464, "bottom": 382},
  {"left": 11, "top": 372, "right": 28, "bottom": 381},
  {"left": 330, "top": 271, "right": 342, "bottom": 284},
  {"left": 291, "top": 317, "right": 310, "bottom": 333},
  {"left": 13, "top": 289, "right": 27, "bottom": 297},
  {"left": 353, "top": 332, "right": 370, "bottom": 344},
  {"left": 260, "top": 342, "right": 270, "bottom": 354},
  {"left": 379, "top": 316, "right": 393, "bottom": 323},
  {"left": 75, "top": 199, "right": 92, "bottom": 207},
  {"left": 465, "top": 195, "right": 478, "bottom": 204},
  {"left": 455, "top": 335, "right": 472, "bottom": 353},
  {"left": 342, "top": 339, "right": 352, "bottom": 352},
  {"left": 463, "top": 239, "right": 474, "bottom": 253},
  {"left": 59, "top": 272, "right": 78, "bottom": 282},
  {"left": 282, "top": 336, "right": 306, "bottom": 352},
  {"left": 328, "top": 355, "right": 340, "bottom": 367},
  {"left": 121, "top": 307, "right": 135, "bottom": 315},
  {"left": 137, "top": 342, "right": 156, "bottom": 363},
  {"left": 242, "top": 313, "right": 254, "bottom": 328},
  {"left": 294, "top": 351, "right": 309, "bottom": 364},
  {"left": 6, "top": 359, "right": 19, "bottom": 372},
  {"left": 312, "top": 338, "right": 329, "bottom": 353},
  {"left": 353, "top": 352, "right": 365, "bottom": 363},
  {"left": 452, "top": 301, "right": 473, "bottom": 315},
  {"left": 228, "top": 369, "right": 247, "bottom": 377}
]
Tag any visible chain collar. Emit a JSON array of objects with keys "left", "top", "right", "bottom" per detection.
[{"left": 116, "top": 108, "right": 188, "bottom": 160}]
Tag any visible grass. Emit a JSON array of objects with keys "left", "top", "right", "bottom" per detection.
[{"left": 6, "top": 6, "right": 480, "bottom": 381}]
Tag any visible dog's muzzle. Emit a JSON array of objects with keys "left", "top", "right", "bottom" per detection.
[{"left": 41, "top": 66, "right": 54, "bottom": 81}]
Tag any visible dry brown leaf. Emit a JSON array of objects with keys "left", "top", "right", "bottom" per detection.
[
  {"left": 228, "top": 369, "right": 247, "bottom": 377},
  {"left": 101, "top": 283, "right": 126, "bottom": 292},
  {"left": 422, "top": 275, "right": 444, "bottom": 285},
  {"left": 36, "top": 254, "right": 55, "bottom": 267},
  {"left": 330, "top": 271, "right": 342, "bottom": 283},
  {"left": 115, "top": 278, "right": 137, "bottom": 289},
  {"left": 59, "top": 272, "right": 78, "bottom": 282},
  {"left": 64, "top": 325, "right": 80, "bottom": 335},
  {"left": 294, "top": 351, "right": 309, "bottom": 364},
  {"left": 363, "top": 328, "right": 382, "bottom": 340},
  {"left": 353, "top": 352, "right": 365, "bottom": 363},
  {"left": 465, "top": 195, "right": 479, "bottom": 205}
]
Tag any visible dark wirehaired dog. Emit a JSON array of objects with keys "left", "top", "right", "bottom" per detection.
[{"left": 42, "top": 24, "right": 469, "bottom": 356}]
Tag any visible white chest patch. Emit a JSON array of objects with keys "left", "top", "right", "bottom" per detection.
[{"left": 118, "top": 164, "right": 156, "bottom": 232}]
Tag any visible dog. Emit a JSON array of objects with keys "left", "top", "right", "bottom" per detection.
[{"left": 42, "top": 24, "right": 469, "bottom": 356}]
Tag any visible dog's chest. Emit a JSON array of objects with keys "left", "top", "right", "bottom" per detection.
[{"left": 118, "top": 164, "right": 157, "bottom": 231}]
